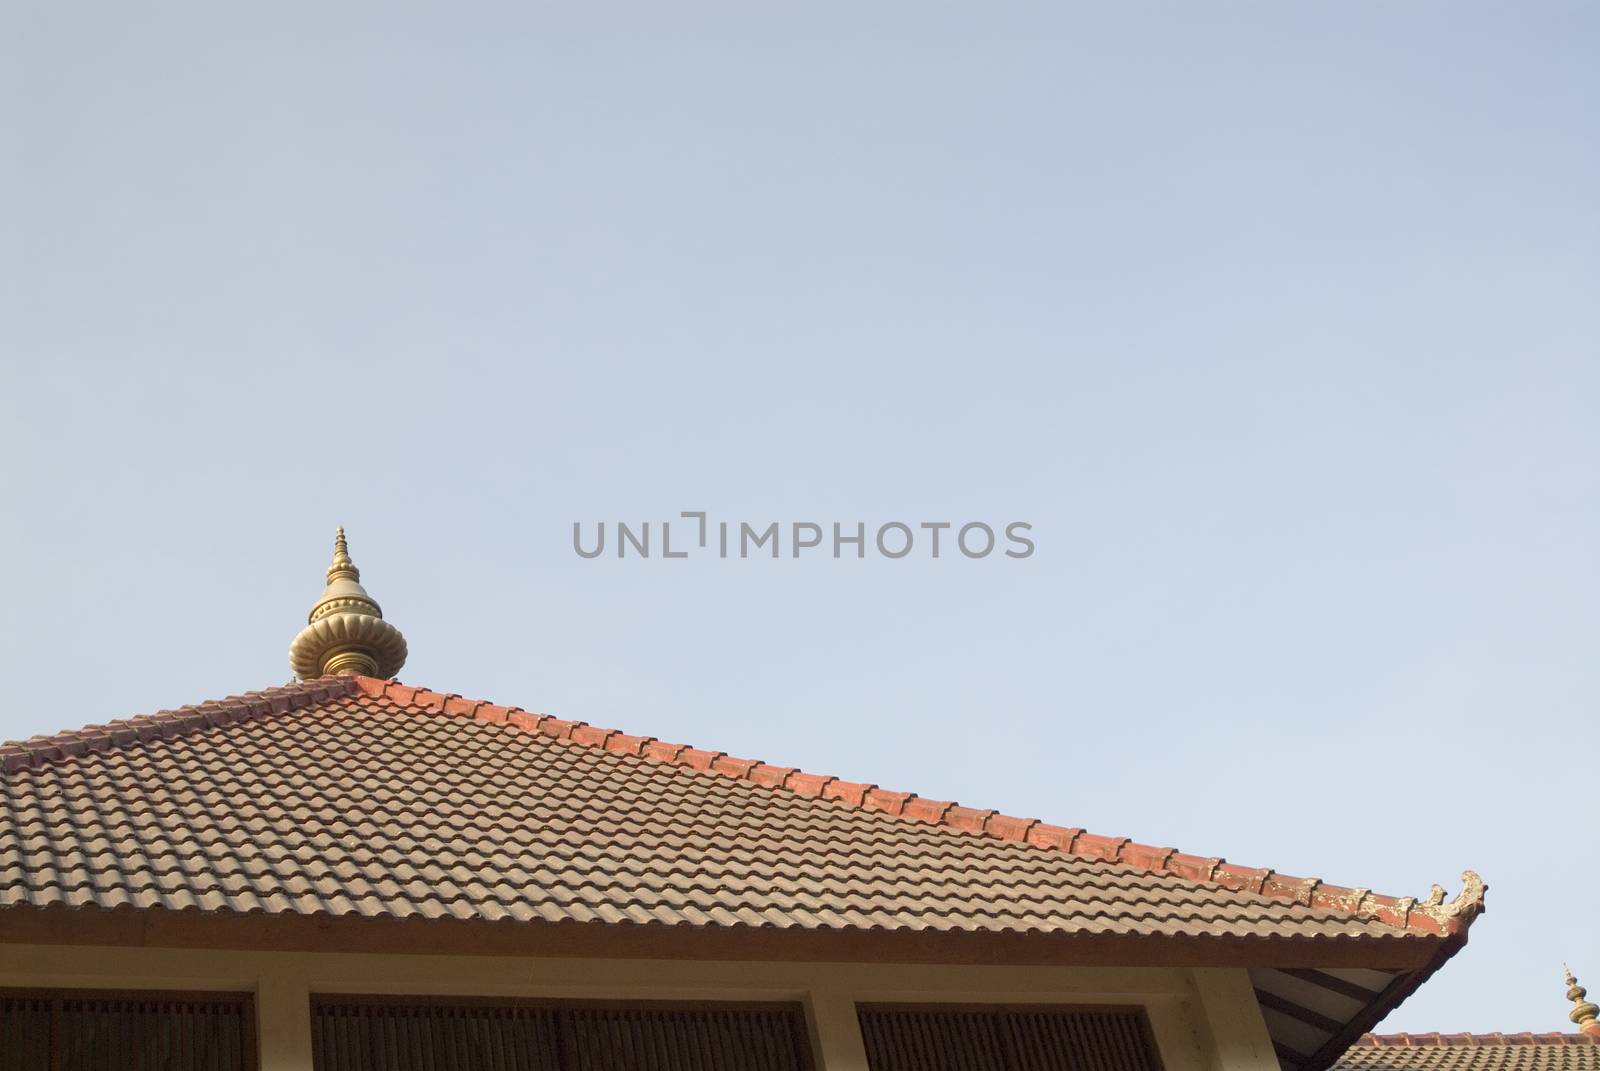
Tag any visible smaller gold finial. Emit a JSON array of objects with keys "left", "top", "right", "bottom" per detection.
[{"left": 1567, "top": 965, "right": 1600, "bottom": 1037}]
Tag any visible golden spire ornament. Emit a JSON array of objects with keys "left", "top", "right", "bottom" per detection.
[
  {"left": 1568, "top": 966, "right": 1600, "bottom": 1037},
  {"left": 287, "top": 528, "right": 408, "bottom": 679}
]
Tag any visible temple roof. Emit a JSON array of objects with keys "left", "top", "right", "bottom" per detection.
[
  {"left": 0, "top": 532, "right": 1490, "bottom": 1071},
  {"left": 0, "top": 674, "right": 1487, "bottom": 1071},
  {"left": 0, "top": 674, "right": 1482, "bottom": 951}
]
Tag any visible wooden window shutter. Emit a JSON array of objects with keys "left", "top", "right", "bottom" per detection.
[
  {"left": 562, "top": 1005, "right": 813, "bottom": 1071},
  {"left": 310, "top": 998, "right": 814, "bottom": 1071},
  {"left": 0, "top": 994, "right": 52, "bottom": 1071},
  {"left": 0, "top": 990, "right": 254, "bottom": 1071},
  {"left": 312, "top": 1001, "right": 561, "bottom": 1071},
  {"left": 858, "top": 1005, "right": 1164, "bottom": 1071}
]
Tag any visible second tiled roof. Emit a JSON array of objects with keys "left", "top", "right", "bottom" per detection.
[{"left": 1337, "top": 1035, "right": 1600, "bottom": 1071}]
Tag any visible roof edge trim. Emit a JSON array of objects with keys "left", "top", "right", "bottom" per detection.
[{"left": 0, "top": 901, "right": 1446, "bottom": 968}]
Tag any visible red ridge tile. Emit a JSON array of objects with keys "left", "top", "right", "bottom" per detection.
[
  {"left": 785, "top": 772, "right": 836, "bottom": 797},
  {"left": 711, "top": 756, "right": 761, "bottom": 779},
  {"left": 902, "top": 797, "right": 954, "bottom": 823},
  {"left": 1263, "top": 874, "right": 1321, "bottom": 906},
  {"left": 677, "top": 748, "right": 723, "bottom": 772},
  {"left": 1368, "top": 895, "right": 1414, "bottom": 928},
  {"left": 1311, "top": 883, "right": 1370, "bottom": 914},
  {"left": 1214, "top": 863, "right": 1272, "bottom": 894},
  {"left": 943, "top": 805, "right": 995, "bottom": 833},
  {"left": 1074, "top": 833, "right": 1130, "bottom": 861},
  {"left": 863, "top": 789, "right": 912, "bottom": 815},
  {"left": 1165, "top": 853, "right": 1222, "bottom": 883},
  {"left": 569, "top": 725, "right": 615, "bottom": 748},
  {"left": 1120, "top": 843, "right": 1176, "bottom": 871},
  {"left": 822, "top": 781, "right": 875, "bottom": 807},
  {"left": 985, "top": 814, "right": 1037, "bottom": 841},
  {"left": 604, "top": 734, "right": 652, "bottom": 758},
  {"left": 507, "top": 711, "right": 543, "bottom": 732},
  {"left": 383, "top": 682, "right": 420, "bottom": 705},
  {"left": 1026, "top": 824, "right": 1083, "bottom": 852},
  {"left": 642, "top": 741, "right": 686, "bottom": 763},
  {"left": 537, "top": 718, "right": 580, "bottom": 741},
  {"left": 354, "top": 677, "right": 387, "bottom": 698},
  {"left": 748, "top": 765, "right": 796, "bottom": 789}
]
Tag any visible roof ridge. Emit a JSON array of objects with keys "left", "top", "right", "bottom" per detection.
[
  {"left": 350, "top": 676, "right": 1486, "bottom": 941},
  {"left": 1356, "top": 1034, "right": 1600, "bottom": 1048},
  {"left": 0, "top": 677, "right": 363, "bottom": 772}
]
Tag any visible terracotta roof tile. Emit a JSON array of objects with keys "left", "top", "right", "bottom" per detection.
[
  {"left": 0, "top": 675, "right": 1484, "bottom": 947},
  {"left": 1337, "top": 1035, "right": 1600, "bottom": 1071},
  {"left": 1356, "top": 1036, "right": 1599, "bottom": 1048}
]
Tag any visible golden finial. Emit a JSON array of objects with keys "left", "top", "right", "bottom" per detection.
[
  {"left": 1567, "top": 965, "right": 1600, "bottom": 1037},
  {"left": 287, "top": 528, "right": 407, "bottom": 679}
]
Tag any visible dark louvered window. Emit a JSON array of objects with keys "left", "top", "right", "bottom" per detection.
[
  {"left": 0, "top": 994, "right": 51, "bottom": 1071},
  {"left": 0, "top": 990, "right": 254, "bottom": 1071},
  {"left": 311, "top": 998, "right": 815, "bottom": 1071},
  {"left": 857, "top": 1005, "right": 1163, "bottom": 1071}
]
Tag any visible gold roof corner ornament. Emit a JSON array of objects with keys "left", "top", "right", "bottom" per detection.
[
  {"left": 287, "top": 528, "right": 408, "bottom": 680},
  {"left": 1567, "top": 965, "right": 1600, "bottom": 1037},
  {"left": 1410, "top": 870, "right": 1487, "bottom": 929}
]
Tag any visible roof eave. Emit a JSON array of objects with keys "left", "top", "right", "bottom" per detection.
[
  {"left": 0, "top": 901, "right": 1452, "bottom": 971},
  {"left": 1297, "top": 919, "right": 1482, "bottom": 1071}
]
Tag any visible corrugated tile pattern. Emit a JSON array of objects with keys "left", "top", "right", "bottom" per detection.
[
  {"left": 0, "top": 677, "right": 1444, "bottom": 939},
  {"left": 1337, "top": 1036, "right": 1600, "bottom": 1071}
]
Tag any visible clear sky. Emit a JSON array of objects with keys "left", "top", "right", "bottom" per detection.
[{"left": 3, "top": 0, "right": 1596, "bottom": 1034}]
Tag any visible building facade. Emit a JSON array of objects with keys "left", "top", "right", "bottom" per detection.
[{"left": 2, "top": 531, "right": 1571, "bottom": 1071}]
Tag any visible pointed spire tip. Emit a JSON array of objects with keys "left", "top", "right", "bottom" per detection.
[{"left": 328, "top": 526, "right": 357, "bottom": 580}]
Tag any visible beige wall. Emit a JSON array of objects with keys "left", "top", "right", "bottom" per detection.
[{"left": 0, "top": 945, "right": 1280, "bottom": 1071}]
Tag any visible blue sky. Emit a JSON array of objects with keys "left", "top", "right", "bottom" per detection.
[{"left": 3, "top": 0, "right": 1596, "bottom": 1032}]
